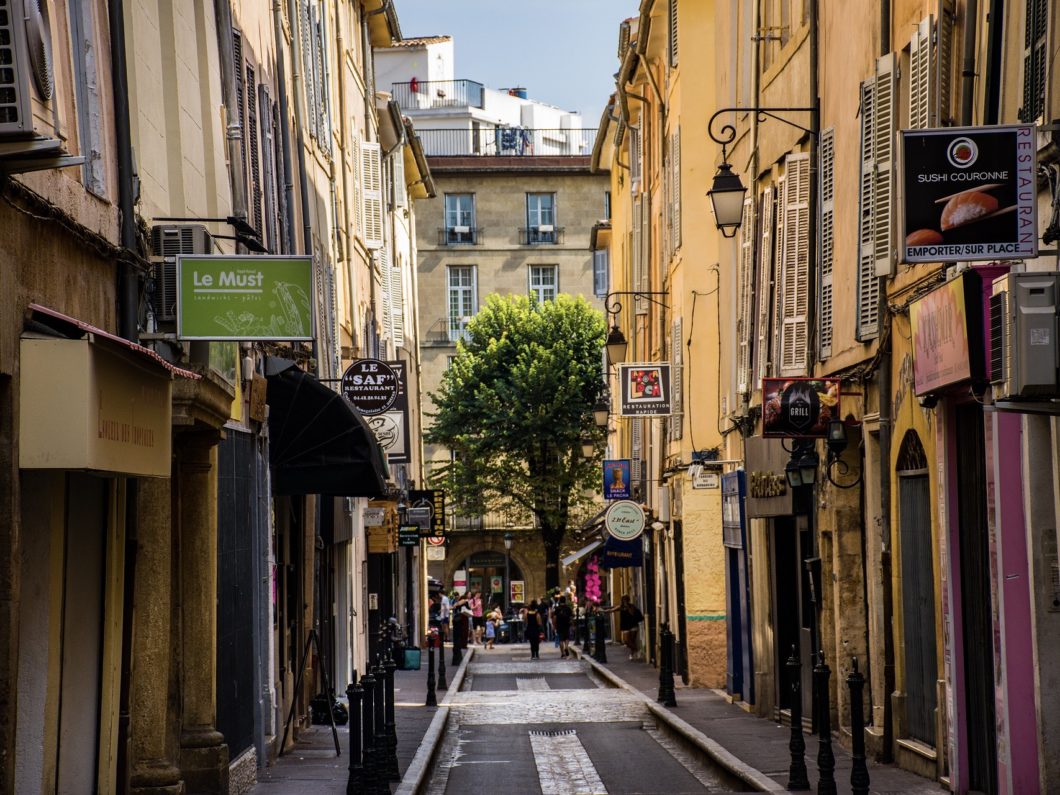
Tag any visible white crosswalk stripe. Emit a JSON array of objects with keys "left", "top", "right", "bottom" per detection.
[{"left": 530, "top": 729, "right": 608, "bottom": 794}]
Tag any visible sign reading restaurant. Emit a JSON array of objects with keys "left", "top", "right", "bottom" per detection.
[
  {"left": 617, "top": 362, "right": 673, "bottom": 417},
  {"left": 899, "top": 125, "right": 1037, "bottom": 263},
  {"left": 341, "top": 358, "right": 399, "bottom": 415},
  {"left": 177, "top": 255, "right": 314, "bottom": 340}
]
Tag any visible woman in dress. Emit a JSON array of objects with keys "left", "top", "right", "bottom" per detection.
[{"left": 521, "top": 600, "right": 542, "bottom": 659}]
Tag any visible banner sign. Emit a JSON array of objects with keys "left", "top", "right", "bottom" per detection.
[
  {"left": 342, "top": 359, "right": 399, "bottom": 415},
  {"left": 603, "top": 459, "right": 632, "bottom": 500},
  {"left": 510, "top": 580, "right": 525, "bottom": 604},
  {"left": 604, "top": 500, "right": 645, "bottom": 541},
  {"left": 398, "top": 525, "right": 421, "bottom": 547},
  {"left": 410, "top": 489, "right": 446, "bottom": 537},
  {"left": 363, "top": 361, "right": 411, "bottom": 464},
  {"left": 762, "top": 378, "right": 840, "bottom": 438},
  {"left": 600, "top": 536, "right": 643, "bottom": 568},
  {"left": 176, "top": 255, "right": 313, "bottom": 340},
  {"left": 909, "top": 270, "right": 989, "bottom": 395},
  {"left": 899, "top": 125, "right": 1037, "bottom": 263},
  {"left": 618, "top": 362, "right": 672, "bottom": 416}
]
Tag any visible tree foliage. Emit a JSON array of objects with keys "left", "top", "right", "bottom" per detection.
[{"left": 426, "top": 294, "right": 607, "bottom": 588}]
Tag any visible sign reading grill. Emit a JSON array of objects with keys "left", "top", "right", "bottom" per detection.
[{"left": 341, "top": 359, "right": 398, "bottom": 416}]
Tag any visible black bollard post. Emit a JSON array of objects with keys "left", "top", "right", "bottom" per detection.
[
  {"left": 360, "top": 667, "right": 378, "bottom": 793},
  {"left": 425, "top": 635, "right": 438, "bottom": 707},
  {"left": 593, "top": 611, "right": 608, "bottom": 663},
  {"left": 384, "top": 650, "right": 400, "bottom": 782},
  {"left": 814, "top": 651, "right": 837, "bottom": 795},
  {"left": 786, "top": 645, "right": 810, "bottom": 790},
  {"left": 372, "top": 657, "right": 388, "bottom": 794},
  {"left": 438, "top": 631, "right": 448, "bottom": 690},
  {"left": 578, "top": 614, "right": 587, "bottom": 650},
  {"left": 659, "top": 625, "right": 678, "bottom": 706},
  {"left": 346, "top": 674, "right": 364, "bottom": 794},
  {"left": 847, "top": 657, "right": 870, "bottom": 795}
]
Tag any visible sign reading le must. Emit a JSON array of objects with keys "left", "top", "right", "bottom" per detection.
[
  {"left": 341, "top": 359, "right": 398, "bottom": 415},
  {"left": 605, "top": 500, "right": 645, "bottom": 541}
]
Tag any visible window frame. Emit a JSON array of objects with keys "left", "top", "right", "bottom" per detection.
[
  {"left": 526, "top": 192, "right": 558, "bottom": 244},
  {"left": 528, "top": 264, "right": 558, "bottom": 303},
  {"left": 447, "top": 265, "right": 478, "bottom": 341},
  {"left": 444, "top": 193, "right": 476, "bottom": 244}
]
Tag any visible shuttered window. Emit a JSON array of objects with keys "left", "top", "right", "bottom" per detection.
[
  {"left": 393, "top": 152, "right": 407, "bottom": 208},
  {"left": 668, "top": 0, "right": 679, "bottom": 67},
  {"left": 378, "top": 248, "right": 392, "bottom": 345},
  {"left": 260, "top": 86, "right": 280, "bottom": 254},
  {"left": 779, "top": 152, "right": 811, "bottom": 376},
  {"left": 245, "top": 63, "right": 263, "bottom": 236},
  {"left": 232, "top": 30, "right": 249, "bottom": 215},
  {"left": 754, "top": 186, "right": 776, "bottom": 384},
  {"left": 771, "top": 177, "right": 785, "bottom": 373},
  {"left": 630, "top": 126, "right": 643, "bottom": 187},
  {"left": 632, "top": 196, "right": 644, "bottom": 293},
  {"left": 937, "top": 0, "right": 956, "bottom": 126},
  {"left": 631, "top": 418, "right": 643, "bottom": 487},
  {"left": 312, "top": 5, "right": 330, "bottom": 155},
  {"left": 671, "top": 127, "right": 682, "bottom": 251},
  {"left": 818, "top": 128, "right": 835, "bottom": 359},
  {"left": 1022, "top": 0, "right": 1049, "bottom": 123},
  {"left": 857, "top": 78, "right": 880, "bottom": 340},
  {"left": 670, "top": 317, "right": 683, "bottom": 441},
  {"left": 391, "top": 258, "right": 405, "bottom": 348},
  {"left": 593, "top": 249, "right": 609, "bottom": 297},
  {"left": 736, "top": 196, "right": 755, "bottom": 394},
  {"left": 361, "top": 141, "right": 384, "bottom": 249},
  {"left": 909, "top": 17, "right": 933, "bottom": 130},
  {"left": 873, "top": 54, "right": 896, "bottom": 278},
  {"left": 299, "top": 1, "right": 317, "bottom": 140}
]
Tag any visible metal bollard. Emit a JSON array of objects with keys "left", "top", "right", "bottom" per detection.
[
  {"left": 360, "top": 667, "right": 378, "bottom": 793},
  {"left": 593, "top": 611, "right": 608, "bottom": 663},
  {"left": 438, "top": 632, "right": 448, "bottom": 690},
  {"left": 372, "top": 657, "right": 388, "bottom": 794},
  {"left": 847, "top": 657, "right": 870, "bottom": 795},
  {"left": 814, "top": 651, "right": 837, "bottom": 795},
  {"left": 578, "top": 615, "right": 587, "bottom": 650},
  {"left": 658, "top": 624, "right": 677, "bottom": 706},
  {"left": 425, "top": 635, "right": 438, "bottom": 707},
  {"left": 786, "top": 646, "right": 810, "bottom": 790},
  {"left": 384, "top": 650, "right": 400, "bottom": 781},
  {"left": 346, "top": 674, "right": 364, "bottom": 794}
]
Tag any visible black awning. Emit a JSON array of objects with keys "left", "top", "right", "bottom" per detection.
[{"left": 265, "top": 358, "right": 389, "bottom": 497}]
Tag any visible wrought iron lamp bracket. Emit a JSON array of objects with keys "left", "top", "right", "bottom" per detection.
[
  {"left": 604, "top": 291, "right": 670, "bottom": 321},
  {"left": 707, "top": 106, "right": 818, "bottom": 160}
]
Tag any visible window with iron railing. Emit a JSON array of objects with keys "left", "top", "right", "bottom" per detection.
[
  {"left": 447, "top": 265, "right": 477, "bottom": 342},
  {"left": 526, "top": 193, "right": 557, "bottom": 244},
  {"left": 444, "top": 193, "right": 477, "bottom": 244}
]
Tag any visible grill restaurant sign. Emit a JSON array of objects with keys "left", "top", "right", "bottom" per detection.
[
  {"left": 899, "top": 125, "right": 1037, "bottom": 263},
  {"left": 177, "top": 255, "right": 314, "bottom": 340},
  {"left": 762, "top": 378, "right": 840, "bottom": 438}
]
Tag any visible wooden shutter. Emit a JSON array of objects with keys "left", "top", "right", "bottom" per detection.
[
  {"left": 909, "top": 17, "right": 932, "bottom": 130},
  {"left": 391, "top": 258, "right": 405, "bottom": 348},
  {"left": 668, "top": 0, "right": 679, "bottom": 67},
  {"left": 857, "top": 79, "right": 880, "bottom": 340},
  {"left": 274, "top": 101, "right": 290, "bottom": 253},
  {"left": 670, "top": 317, "right": 683, "bottom": 441},
  {"left": 260, "top": 85, "right": 279, "bottom": 253},
  {"left": 818, "top": 128, "right": 835, "bottom": 359},
  {"left": 361, "top": 141, "right": 384, "bottom": 249},
  {"left": 312, "top": 5, "right": 330, "bottom": 154},
  {"left": 1022, "top": 0, "right": 1048, "bottom": 123},
  {"left": 873, "top": 53, "right": 896, "bottom": 277},
  {"left": 394, "top": 152, "right": 407, "bottom": 208},
  {"left": 232, "top": 30, "right": 248, "bottom": 210},
  {"left": 754, "top": 186, "right": 775, "bottom": 384},
  {"left": 779, "top": 152, "right": 810, "bottom": 376},
  {"left": 631, "top": 418, "right": 643, "bottom": 486},
  {"left": 671, "top": 127, "right": 682, "bottom": 251},
  {"left": 299, "top": 1, "right": 317, "bottom": 140},
  {"left": 736, "top": 196, "right": 755, "bottom": 394},
  {"left": 638, "top": 195, "right": 650, "bottom": 310},
  {"left": 632, "top": 196, "right": 643, "bottom": 292},
  {"left": 351, "top": 133, "right": 362, "bottom": 238},
  {"left": 378, "top": 248, "right": 392, "bottom": 343},
  {"left": 245, "top": 63, "right": 263, "bottom": 236},
  {"left": 937, "top": 0, "right": 956, "bottom": 126}
]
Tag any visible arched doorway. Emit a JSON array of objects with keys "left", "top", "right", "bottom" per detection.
[{"left": 456, "top": 550, "right": 525, "bottom": 613}]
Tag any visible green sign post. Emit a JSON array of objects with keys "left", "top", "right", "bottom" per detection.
[{"left": 177, "top": 255, "right": 314, "bottom": 341}]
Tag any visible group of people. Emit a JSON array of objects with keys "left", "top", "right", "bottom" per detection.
[{"left": 428, "top": 586, "right": 645, "bottom": 660}]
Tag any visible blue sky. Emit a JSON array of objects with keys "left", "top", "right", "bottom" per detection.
[{"left": 392, "top": 0, "right": 638, "bottom": 123}]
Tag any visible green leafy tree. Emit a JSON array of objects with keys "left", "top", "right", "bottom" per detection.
[{"left": 427, "top": 294, "right": 607, "bottom": 590}]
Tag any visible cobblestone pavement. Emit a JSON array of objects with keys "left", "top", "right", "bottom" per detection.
[{"left": 425, "top": 646, "right": 751, "bottom": 794}]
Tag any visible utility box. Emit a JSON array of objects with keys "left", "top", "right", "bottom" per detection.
[{"left": 990, "top": 272, "right": 1060, "bottom": 400}]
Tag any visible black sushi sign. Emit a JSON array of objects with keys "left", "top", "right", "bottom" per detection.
[{"left": 899, "top": 125, "right": 1037, "bottom": 263}]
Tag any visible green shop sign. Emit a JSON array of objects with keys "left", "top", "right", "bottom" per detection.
[{"left": 177, "top": 255, "right": 314, "bottom": 341}]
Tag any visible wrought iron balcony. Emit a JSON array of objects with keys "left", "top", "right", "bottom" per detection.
[
  {"left": 416, "top": 128, "right": 596, "bottom": 158},
  {"left": 423, "top": 317, "right": 473, "bottom": 347},
  {"left": 519, "top": 226, "right": 565, "bottom": 245},
  {"left": 391, "top": 79, "right": 485, "bottom": 111},
  {"left": 437, "top": 226, "right": 483, "bottom": 246}
]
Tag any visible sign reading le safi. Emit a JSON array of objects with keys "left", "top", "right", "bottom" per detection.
[{"left": 177, "top": 256, "right": 314, "bottom": 341}]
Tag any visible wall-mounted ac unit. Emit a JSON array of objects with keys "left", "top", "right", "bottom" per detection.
[
  {"left": 0, "top": 1, "right": 61, "bottom": 146},
  {"left": 990, "top": 272, "right": 1060, "bottom": 400},
  {"left": 149, "top": 224, "right": 213, "bottom": 323}
]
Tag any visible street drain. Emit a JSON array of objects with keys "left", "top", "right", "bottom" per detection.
[{"left": 529, "top": 729, "right": 577, "bottom": 737}]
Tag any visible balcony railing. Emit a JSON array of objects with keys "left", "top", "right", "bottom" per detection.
[
  {"left": 423, "top": 317, "right": 472, "bottom": 346},
  {"left": 437, "top": 227, "right": 483, "bottom": 246},
  {"left": 391, "top": 79, "right": 485, "bottom": 111},
  {"left": 519, "top": 226, "right": 565, "bottom": 245},
  {"left": 417, "top": 127, "right": 597, "bottom": 158}
]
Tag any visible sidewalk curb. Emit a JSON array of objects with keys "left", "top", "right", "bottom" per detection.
[
  {"left": 394, "top": 647, "right": 474, "bottom": 795},
  {"left": 573, "top": 647, "right": 785, "bottom": 793}
]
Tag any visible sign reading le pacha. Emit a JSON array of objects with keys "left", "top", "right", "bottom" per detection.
[
  {"left": 177, "top": 255, "right": 314, "bottom": 340},
  {"left": 900, "top": 125, "right": 1037, "bottom": 263}
]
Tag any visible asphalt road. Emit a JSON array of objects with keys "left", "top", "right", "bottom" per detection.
[{"left": 424, "top": 648, "right": 751, "bottom": 794}]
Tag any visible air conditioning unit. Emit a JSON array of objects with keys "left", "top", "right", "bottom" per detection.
[
  {"left": 149, "top": 225, "right": 214, "bottom": 323},
  {"left": 0, "top": 1, "right": 61, "bottom": 146},
  {"left": 990, "top": 272, "right": 1060, "bottom": 400}
]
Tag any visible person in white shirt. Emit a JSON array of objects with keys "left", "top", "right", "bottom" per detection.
[{"left": 438, "top": 591, "right": 451, "bottom": 644}]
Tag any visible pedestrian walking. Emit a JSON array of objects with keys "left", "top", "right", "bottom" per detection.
[
  {"left": 469, "top": 591, "right": 484, "bottom": 645},
  {"left": 522, "top": 600, "right": 543, "bottom": 659},
  {"left": 553, "top": 595, "right": 574, "bottom": 658},
  {"left": 439, "top": 590, "right": 451, "bottom": 645},
  {"left": 603, "top": 595, "right": 644, "bottom": 660}
]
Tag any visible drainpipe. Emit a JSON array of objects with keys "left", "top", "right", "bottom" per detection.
[
  {"left": 877, "top": 0, "right": 895, "bottom": 764},
  {"left": 273, "top": 1, "right": 296, "bottom": 254},
  {"left": 107, "top": 3, "right": 139, "bottom": 792},
  {"left": 214, "top": 0, "right": 248, "bottom": 231}
]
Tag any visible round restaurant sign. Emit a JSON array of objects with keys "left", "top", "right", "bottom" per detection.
[
  {"left": 341, "top": 359, "right": 398, "bottom": 415},
  {"left": 604, "top": 500, "right": 645, "bottom": 541}
]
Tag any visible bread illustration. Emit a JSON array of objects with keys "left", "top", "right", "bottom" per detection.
[
  {"left": 940, "top": 190, "right": 999, "bottom": 231},
  {"left": 906, "top": 228, "right": 944, "bottom": 246}
]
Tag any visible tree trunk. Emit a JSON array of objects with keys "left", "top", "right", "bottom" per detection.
[{"left": 543, "top": 538, "right": 561, "bottom": 592}]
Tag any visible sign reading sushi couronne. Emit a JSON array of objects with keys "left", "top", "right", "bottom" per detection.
[
  {"left": 604, "top": 500, "right": 645, "bottom": 541},
  {"left": 899, "top": 125, "right": 1037, "bottom": 263},
  {"left": 177, "top": 255, "right": 314, "bottom": 340},
  {"left": 341, "top": 358, "right": 398, "bottom": 415}
]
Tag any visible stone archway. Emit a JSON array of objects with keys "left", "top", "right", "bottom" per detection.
[{"left": 443, "top": 533, "right": 546, "bottom": 607}]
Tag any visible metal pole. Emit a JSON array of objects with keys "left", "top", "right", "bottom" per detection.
[
  {"left": 346, "top": 674, "right": 364, "bottom": 793},
  {"left": 425, "top": 636, "right": 438, "bottom": 706},
  {"left": 786, "top": 646, "right": 810, "bottom": 790},
  {"left": 505, "top": 547, "right": 511, "bottom": 615},
  {"left": 658, "top": 624, "right": 677, "bottom": 706},
  {"left": 372, "top": 657, "right": 387, "bottom": 793},
  {"left": 593, "top": 611, "right": 608, "bottom": 663},
  {"left": 814, "top": 652, "right": 837, "bottom": 795},
  {"left": 847, "top": 657, "right": 870, "bottom": 795},
  {"left": 438, "top": 629, "right": 448, "bottom": 690},
  {"left": 360, "top": 668, "right": 377, "bottom": 792},
  {"left": 384, "top": 650, "right": 399, "bottom": 781}
]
